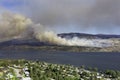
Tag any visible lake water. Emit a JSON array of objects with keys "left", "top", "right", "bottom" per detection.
[{"left": 0, "top": 49, "right": 120, "bottom": 70}]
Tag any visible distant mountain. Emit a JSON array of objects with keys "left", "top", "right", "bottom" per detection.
[
  {"left": 0, "top": 33, "right": 120, "bottom": 47},
  {"left": 58, "top": 33, "right": 120, "bottom": 39}
]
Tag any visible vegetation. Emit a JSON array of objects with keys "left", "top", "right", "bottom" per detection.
[{"left": 0, "top": 59, "right": 120, "bottom": 80}]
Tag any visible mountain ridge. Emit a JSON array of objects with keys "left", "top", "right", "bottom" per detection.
[
  {"left": 58, "top": 33, "right": 120, "bottom": 39},
  {"left": 0, "top": 33, "right": 120, "bottom": 47}
]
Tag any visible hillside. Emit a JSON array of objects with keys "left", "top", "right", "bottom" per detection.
[
  {"left": 58, "top": 33, "right": 120, "bottom": 39},
  {"left": 0, "top": 33, "right": 120, "bottom": 52}
]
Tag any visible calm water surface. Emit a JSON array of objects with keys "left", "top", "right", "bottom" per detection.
[{"left": 0, "top": 49, "right": 120, "bottom": 70}]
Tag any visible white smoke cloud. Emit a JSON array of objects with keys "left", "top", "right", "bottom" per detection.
[{"left": 34, "top": 29, "right": 112, "bottom": 47}]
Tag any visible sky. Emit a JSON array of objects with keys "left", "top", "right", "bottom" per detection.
[{"left": 0, "top": 0, "right": 120, "bottom": 34}]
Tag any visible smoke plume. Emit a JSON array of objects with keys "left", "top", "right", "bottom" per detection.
[
  {"left": 18, "top": 0, "right": 120, "bottom": 34},
  {"left": 0, "top": 12, "right": 113, "bottom": 47},
  {"left": 0, "top": 12, "right": 32, "bottom": 41}
]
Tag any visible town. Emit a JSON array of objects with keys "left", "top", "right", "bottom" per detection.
[{"left": 0, "top": 59, "right": 120, "bottom": 80}]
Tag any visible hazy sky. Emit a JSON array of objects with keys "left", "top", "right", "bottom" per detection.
[{"left": 0, "top": 0, "right": 120, "bottom": 34}]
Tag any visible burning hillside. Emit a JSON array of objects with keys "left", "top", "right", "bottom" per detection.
[{"left": 0, "top": 12, "right": 119, "bottom": 48}]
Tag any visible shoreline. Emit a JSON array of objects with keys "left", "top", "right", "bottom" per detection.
[{"left": 0, "top": 45, "right": 120, "bottom": 52}]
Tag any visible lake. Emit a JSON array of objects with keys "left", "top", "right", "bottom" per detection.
[{"left": 0, "top": 49, "right": 120, "bottom": 70}]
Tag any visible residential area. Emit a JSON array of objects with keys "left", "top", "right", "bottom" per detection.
[{"left": 0, "top": 60, "right": 120, "bottom": 80}]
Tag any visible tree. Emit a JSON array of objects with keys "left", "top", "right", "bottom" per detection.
[
  {"left": 87, "top": 67, "right": 92, "bottom": 71},
  {"left": 93, "top": 67, "right": 98, "bottom": 72},
  {"left": 80, "top": 65, "right": 85, "bottom": 69},
  {"left": 105, "top": 70, "right": 117, "bottom": 78}
]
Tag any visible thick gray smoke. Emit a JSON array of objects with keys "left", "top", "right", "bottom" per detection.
[
  {"left": 0, "top": 12, "right": 32, "bottom": 41},
  {"left": 20, "top": 0, "right": 120, "bottom": 34},
  {"left": 0, "top": 12, "right": 113, "bottom": 47}
]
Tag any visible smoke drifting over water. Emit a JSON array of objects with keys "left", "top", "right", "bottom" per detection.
[{"left": 0, "top": 12, "right": 113, "bottom": 47}]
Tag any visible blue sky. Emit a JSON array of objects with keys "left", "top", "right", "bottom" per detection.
[
  {"left": 0, "top": 0, "right": 27, "bottom": 14},
  {"left": 0, "top": 0, "right": 23, "bottom": 8}
]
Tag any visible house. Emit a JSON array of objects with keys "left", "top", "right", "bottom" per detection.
[{"left": 22, "top": 77, "right": 31, "bottom": 80}]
